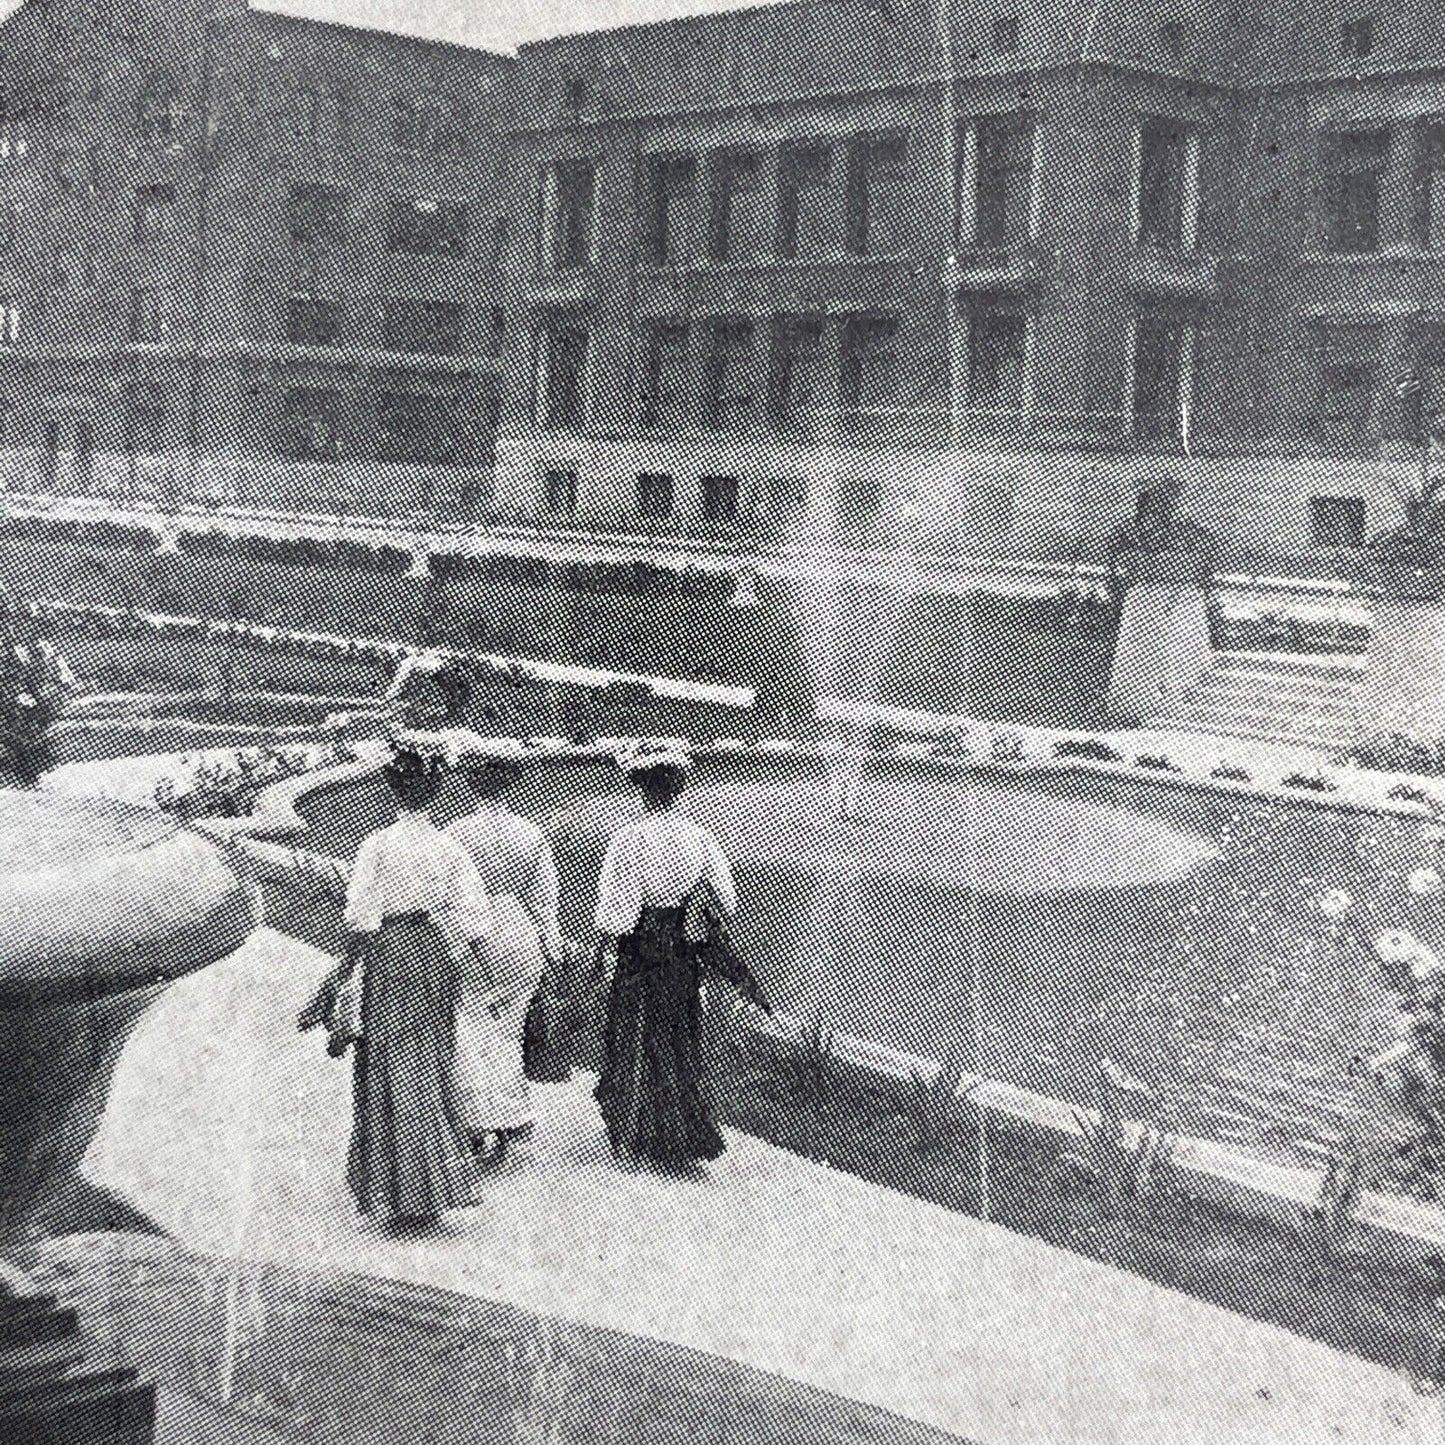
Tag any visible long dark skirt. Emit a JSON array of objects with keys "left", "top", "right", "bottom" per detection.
[
  {"left": 594, "top": 906, "right": 724, "bottom": 1165},
  {"left": 347, "top": 912, "right": 480, "bottom": 1220}
]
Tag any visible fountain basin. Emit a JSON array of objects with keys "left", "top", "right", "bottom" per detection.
[{"left": 0, "top": 790, "right": 260, "bottom": 1239}]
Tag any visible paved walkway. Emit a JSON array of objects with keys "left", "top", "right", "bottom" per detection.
[{"left": 76, "top": 926, "right": 1443, "bottom": 1444}]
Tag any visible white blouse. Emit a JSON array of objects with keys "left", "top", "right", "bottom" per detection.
[
  {"left": 594, "top": 808, "right": 737, "bottom": 937},
  {"left": 343, "top": 813, "right": 493, "bottom": 947},
  {"left": 446, "top": 804, "right": 564, "bottom": 963}
]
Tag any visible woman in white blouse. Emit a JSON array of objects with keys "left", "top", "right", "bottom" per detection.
[
  {"left": 337, "top": 745, "right": 492, "bottom": 1229},
  {"left": 593, "top": 741, "right": 741, "bottom": 1167},
  {"left": 444, "top": 738, "right": 562, "bottom": 1166}
]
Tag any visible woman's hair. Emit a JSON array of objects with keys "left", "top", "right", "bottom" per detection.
[
  {"left": 629, "top": 761, "right": 688, "bottom": 809},
  {"left": 382, "top": 747, "right": 442, "bottom": 810},
  {"left": 462, "top": 757, "right": 522, "bottom": 799}
]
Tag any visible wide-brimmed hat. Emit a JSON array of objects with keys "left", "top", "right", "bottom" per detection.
[
  {"left": 382, "top": 741, "right": 441, "bottom": 788},
  {"left": 616, "top": 738, "right": 692, "bottom": 777}
]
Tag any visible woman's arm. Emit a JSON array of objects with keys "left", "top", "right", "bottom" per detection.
[
  {"left": 594, "top": 827, "right": 643, "bottom": 938},
  {"left": 700, "top": 831, "right": 738, "bottom": 917},
  {"left": 342, "top": 836, "right": 384, "bottom": 936}
]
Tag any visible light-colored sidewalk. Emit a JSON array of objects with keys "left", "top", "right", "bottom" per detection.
[{"left": 77, "top": 926, "right": 1441, "bottom": 1444}]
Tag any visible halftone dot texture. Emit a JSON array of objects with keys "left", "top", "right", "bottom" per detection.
[{"left": 3, "top": 0, "right": 1443, "bottom": 1435}]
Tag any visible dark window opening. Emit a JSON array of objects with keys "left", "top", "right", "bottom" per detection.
[
  {"left": 1138, "top": 119, "right": 1192, "bottom": 251},
  {"left": 1415, "top": 120, "right": 1445, "bottom": 250},
  {"left": 281, "top": 388, "right": 340, "bottom": 461},
  {"left": 1310, "top": 495, "right": 1366, "bottom": 548},
  {"left": 387, "top": 197, "right": 468, "bottom": 257},
  {"left": 286, "top": 295, "right": 344, "bottom": 347},
  {"left": 289, "top": 183, "right": 347, "bottom": 245},
  {"left": 635, "top": 472, "right": 674, "bottom": 519},
  {"left": 966, "top": 309, "right": 1027, "bottom": 414},
  {"left": 376, "top": 390, "right": 469, "bottom": 466},
  {"left": 1342, "top": 15, "right": 1374, "bottom": 58},
  {"left": 382, "top": 300, "right": 465, "bottom": 356},
  {"left": 552, "top": 161, "right": 596, "bottom": 271},
  {"left": 641, "top": 321, "right": 689, "bottom": 431},
  {"left": 544, "top": 468, "right": 578, "bottom": 516},
  {"left": 702, "top": 318, "right": 754, "bottom": 430},
  {"left": 778, "top": 143, "right": 833, "bottom": 260},
  {"left": 700, "top": 474, "right": 740, "bottom": 522},
  {"left": 845, "top": 132, "right": 907, "bottom": 257},
  {"left": 542, "top": 323, "right": 588, "bottom": 431},
  {"left": 839, "top": 314, "right": 900, "bottom": 435},
  {"left": 125, "top": 385, "right": 165, "bottom": 455},
  {"left": 768, "top": 314, "right": 826, "bottom": 430},
  {"left": 642, "top": 154, "right": 695, "bottom": 266},
  {"left": 708, "top": 150, "right": 766, "bottom": 262},
  {"left": 969, "top": 114, "right": 1034, "bottom": 248},
  {"left": 1311, "top": 324, "right": 1379, "bottom": 437},
  {"left": 992, "top": 17, "right": 1020, "bottom": 52},
  {"left": 1159, "top": 19, "right": 1185, "bottom": 59},
  {"left": 1133, "top": 318, "right": 1186, "bottom": 442},
  {"left": 128, "top": 287, "right": 164, "bottom": 344},
  {"left": 1322, "top": 129, "right": 1389, "bottom": 253}
]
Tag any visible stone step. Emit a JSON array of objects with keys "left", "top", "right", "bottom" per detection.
[
  {"left": 1214, "top": 649, "right": 1367, "bottom": 681},
  {"left": 1193, "top": 672, "right": 1360, "bottom": 704},
  {"left": 1163, "top": 717, "right": 1354, "bottom": 753},
  {"left": 1176, "top": 698, "right": 1355, "bottom": 733}
]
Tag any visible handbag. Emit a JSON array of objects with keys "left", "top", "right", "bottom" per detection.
[{"left": 684, "top": 878, "right": 770, "bottom": 1013}]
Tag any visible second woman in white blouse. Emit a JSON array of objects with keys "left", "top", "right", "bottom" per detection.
[{"left": 593, "top": 741, "right": 739, "bottom": 1167}]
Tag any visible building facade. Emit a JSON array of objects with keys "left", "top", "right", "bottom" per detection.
[
  {"left": 0, "top": 0, "right": 513, "bottom": 521},
  {"left": 5, "top": 0, "right": 1445, "bottom": 567}
]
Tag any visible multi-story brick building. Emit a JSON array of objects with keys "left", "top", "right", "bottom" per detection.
[
  {"left": 0, "top": 0, "right": 513, "bottom": 521},
  {"left": 5, "top": 0, "right": 1445, "bottom": 570}
]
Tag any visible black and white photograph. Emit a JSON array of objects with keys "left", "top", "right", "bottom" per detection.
[{"left": 1, "top": 0, "right": 1445, "bottom": 1439}]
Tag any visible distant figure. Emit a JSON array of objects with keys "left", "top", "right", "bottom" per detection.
[
  {"left": 339, "top": 745, "right": 490, "bottom": 1229},
  {"left": 445, "top": 737, "right": 562, "bottom": 1168},
  {"left": 593, "top": 741, "right": 745, "bottom": 1167},
  {"left": 1104, "top": 477, "right": 1217, "bottom": 727}
]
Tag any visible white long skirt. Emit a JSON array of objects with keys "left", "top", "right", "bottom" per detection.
[
  {"left": 1105, "top": 583, "right": 1212, "bottom": 726},
  {"left": 452, "top": 894, "right": 546, "bottom": 1136}
]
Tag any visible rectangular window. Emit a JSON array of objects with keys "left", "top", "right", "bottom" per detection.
[
  {"left": 286, "top": 295, "right": 344, "bottom": 347},
  {"left": 837, "top": 475, "right": 884, "bottom": 536},
  {"left": 1415, "top": 121, "right": 1445, "bottom": 250},
  {"left": 700, "top": 474, "right": 740, "bottom": 522},
  {"left": 542, "top": 322, "right": 588, "bottom": 431},
  {"left": 1342, "top": 15, "right": 1374, "bottom": 58},
  {"left": 966, "top": 309, "right": 1027, "bottom": 415},
  {"left": 1159, "top": 19, "right": 1185, "bottom": 58},
  {"left": 552, "top": 161, "right": 596, "bottom": 271},
  {"left": 543, "top": 468, "right": 578, "bottom": 516},
  {"left": 1309, "top": 495, "right": 1366, "bottom": 548},
  {"left": 640, "top": 321, "right": 689, "bottom": 431},
  {"left": 0, "top": 204, "right": 16, "bottom": 253},
  {"left": 486, "top": 305, "right": 505, "bottom": 360},
  {"left": 134, "top": 183, "right": 177, "bottom": 244},
  {"left": 1311, "top": 324, "right": 1380, "bottom": 437},
  {"left": 968, "top": 115, "right": 1034, "bottom": 248},
  {"left": 125, "top": 384, "right": 165, "bottom": 455},
  {"left": 376, "top": 390, "right": 466, "bottom": 465},
  {"left": 845, "top": 132, "right": 907, "bottom": 257},
  {"left": 281, "top": 387, "right": 341, "bottom": 461},
  {"left": 136, "top": 73, "right": 180, "bottom": 145},
  {"left": 707, "top": 150, "right": 767, "bottom": 262},
  {"left": 702, "top": 318, "right": 755, "bottom": 430},
  {"left": 128, "top": 286, "right": 164, "bottom": 344},
  {"left": 382, "top": 300, "right": 465, "bottom": 356},
  {"left": 778, "top": 142, "right": 834, "bottom": 260},
  {"left": 839, "top": 315, "right": 900, "bottom": 435},
  {"left": 642, "top": 154, "right": 695, "bottom": 266},
  {"left": 768, "top": 314, "right": 826, "bottom": 430},
  {"left": 1322, "top": 129, "right": 1389, "bottom": 253},
  {"left": 1137, "top": 119, "right": 1192, "bottom": 250},
  {"left": 387, "top": 197, "right": 468, "bottom": 257},
  {"left": 763, "top": 476, "right": 807, "bottom": 519},
  {"left": 288, "top": 183, "right": 347, "bottom": 245},
  {"left": 1132, "top": 318, "right": 1187, "bottom": 442},
  {"left": 635, "top": 472, "right": 674, "bottom": 519},
  {"left": 992, "top": 16, "right": 1020, "bottom": 52},
  {"left": 0, "top": 300, "right": 17, "bottom": 348}
]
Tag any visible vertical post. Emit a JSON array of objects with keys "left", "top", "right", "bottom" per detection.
[
  {"left": 1127, "top": 119, "right": 1144, "bottom": 244},
  {"left": 1179, "top": 324, "right": 1197, "bottom": 453},
  {"left": 1183, "top": 130, "right": 1201, "bottom": 255}
]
